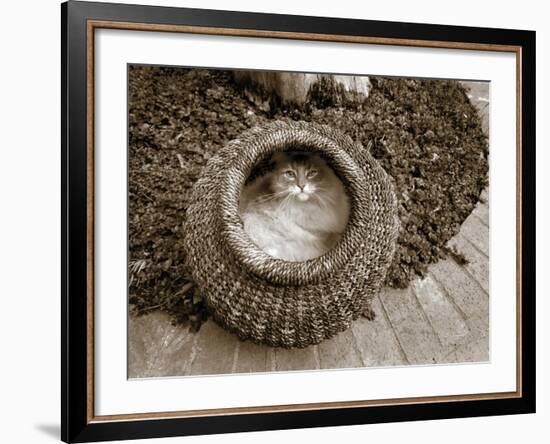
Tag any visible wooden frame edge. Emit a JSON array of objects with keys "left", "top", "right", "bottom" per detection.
[
  {"left": 86, "top": 19, "right": 95, "bottom": 424},
  {"left": 90, "top": 391, "right": 520, "bottom": 423},
  {"left": 516, "top": 46, "right": 523, "bottom": 398},
  {"left": 89, "top": 19, "right": 521, "bottom": 53}
]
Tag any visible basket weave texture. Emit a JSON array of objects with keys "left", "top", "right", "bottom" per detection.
[{"left": 183, "top": 120, "right": 399, "bottom": 348}]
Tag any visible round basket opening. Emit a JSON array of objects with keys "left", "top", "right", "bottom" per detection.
[
  {"left": 240, "top": 149, "right": 352, "bottom": 261},
  {"left": 218, "top": 125, "right": 373, "bottom": 286}
]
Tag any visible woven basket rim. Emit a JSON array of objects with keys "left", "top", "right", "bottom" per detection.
[{"left": 217, "top": 122, "right": 374, "bottom": 286}]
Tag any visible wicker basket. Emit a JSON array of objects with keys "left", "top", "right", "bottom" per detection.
[{"left": 183, "top": 120, "right": 399, "bottom": 348}]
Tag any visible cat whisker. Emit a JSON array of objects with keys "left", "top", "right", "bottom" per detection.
[
  {"left": 311, "top": 192, "right": 330, "bottom": 207},
  {"left": 254, "top": 194, "right": 278, "bottom": 202},
  {"left": 314, "top": 197, "right": 331, "bottom": 212},
  {"left": 313, "top": 191, "right": 337, "bottom": 205},
  {"left": 277, "top": 194, "right": 293, "bottom": 212},
  {"left": 253, "top": 190, "right": 288, "bottom": 203}
]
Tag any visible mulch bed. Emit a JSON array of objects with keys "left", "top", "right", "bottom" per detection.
[{"left": 128, "top": 66, "right": 488, "bottom": 330}]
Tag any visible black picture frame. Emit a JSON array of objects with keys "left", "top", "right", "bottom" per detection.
[{"left": 62, "top": 1, "right": 536, "bottom": 442}]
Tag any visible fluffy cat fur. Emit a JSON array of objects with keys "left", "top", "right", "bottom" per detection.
[{"left": 239, "top": 151, "right": 350, "bottom": 262}]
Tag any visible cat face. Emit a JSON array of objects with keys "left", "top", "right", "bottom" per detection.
[{"left": 270, "top": 152, "right": 329, "bottom": 202}]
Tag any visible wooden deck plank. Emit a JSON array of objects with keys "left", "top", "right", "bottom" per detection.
[
  {"left": 351, "top": 296, "right": 407, "bottom": 367},
  {"left": 459, "top": 214, "right": 489, "bottom": 256},
  {"left": 412, "top": 275, "right": 470, "bottom": 348},
  {"left": 128, "top": 315, "right": 149, "bottom": 378},
  {"left": 442, "top": 334, "right": 489, "bottom": 364},
  {"left": 318, "top": 328, "right": 363, "bottom": 369},
  {"left": 447, "top": 233, "right": 489, "bottom": 293},
  {"left": 128, "top": 311, "right": 196, "bottom": 378},
  {"left": 234, "top": 339, "right": 270, "bottom": 373},
  {"left": 480, "top": 188, "right": 489, "bottom": 202},
  {"left": 430, "top": 258, "right": 489, "bottom": 337},
  {"left": 379, "top": 287, "right": 445, "bottom": 365},
  {"left": 472, "top": 202, "right": 489, "bottom": 227},
  {"left": 461, "top": 81, "right": 490, "bottom": 135},
  {"left": 188, "top": 320, "right": 238, "bottom": 376},
  {"left": 275, "top": 345, "right": 319, "bottom": 372}
]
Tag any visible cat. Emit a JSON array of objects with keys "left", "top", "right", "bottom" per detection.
[{"left": 239, "top": 151, "right": 350, "bottom": 262}]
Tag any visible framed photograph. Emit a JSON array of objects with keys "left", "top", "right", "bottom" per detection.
[{"left": 62, "top": 1, "right": 535, "bottom": 442}]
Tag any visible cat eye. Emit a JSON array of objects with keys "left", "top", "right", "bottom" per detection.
[
  {"left": 307, "top": 169, "right": 318, "bottom": 179},
  {"left": 283, "top": 170, "right": 296, "bottom": 179}
]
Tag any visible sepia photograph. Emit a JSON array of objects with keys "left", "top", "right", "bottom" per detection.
[
  {"left": 52, "top": 1, "right": 538, "bottom": 441},
  {"left": 126, "top": 65, "right": 490, "bottom": 378}
]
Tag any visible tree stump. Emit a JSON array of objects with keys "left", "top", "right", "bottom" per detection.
[{"left": 233, "top": 71, "right": 371, "bottom": 109}]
